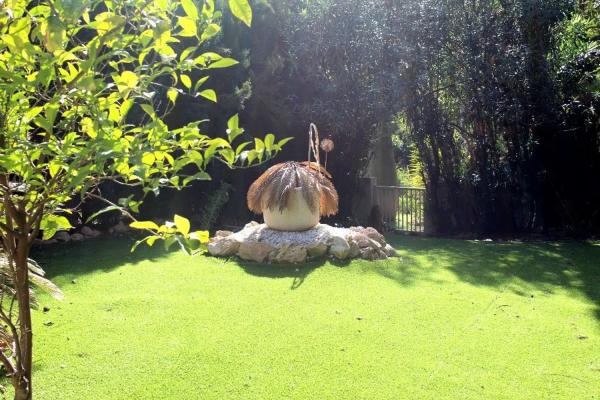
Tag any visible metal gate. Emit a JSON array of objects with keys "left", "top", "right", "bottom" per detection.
[{"left": 375, "top": 186, "right": 425, "bottom": 233}]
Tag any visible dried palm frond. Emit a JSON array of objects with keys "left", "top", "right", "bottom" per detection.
[
  {"left": 0, "top": 255, "right": 64, "bottom": 307},
  {"left": 247, "top": 162, "right": 339, "bottom": 217},
  {"left": 299, "top": 161, "right": 332, "bottom": 179}
]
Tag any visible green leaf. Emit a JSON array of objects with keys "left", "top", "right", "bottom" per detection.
[
  {"left": 179, "top": 46, "right": 196, "bottom": 61},
  {"left": 245, "top": 149, "right": 257, "bottom": 165},
  {"left": 198, "top": 89, "right": 217, "bottom": 102},
  {"left": 81, "top": 117, "right": 97, "bottom": 138},
  {"left": 200, "top": 23, "right": 220, "bottom": 41},
  {"left": 167, "top": 87, "right": 179, "bottom": 104},
  {"left": 154, "top": 0, "right": 168, "bottom": 10},
  {"left": 44, "top": 15, "right": 66, "bottom": 52},
  {"left": 141, "top": 152, "right": 156, "bottom": 166},
  {"left": 219, "top": 148, "right": 235, "bottom": 165},
  {"left": 178, "top": 16, "right": 197, "bottom": 37},
  {"left": 131, "top": 235, "right": 161, "bottom": 252},
  {"left": 226, "top": 114, "right": 244, "bottom": 142},
  {"left": 44, "top": 103, "right": 60, "bottom": 126},
  {"left": 235, "top": 141, "right": 251, "bottom": 155},
  {"left": 57, "top": 0, "right": 88, "bottom": 22},
  {"left": 48, "top": 160, "right": 62, "bottom": 178},
  {"left": 206, "top": 57, "right": 239, "bottom": 69},
  {"left": 140, "top": 103, "right": 156, "bottom": 119},
  {"left": 254, "top": 137, "right": 265, "bottom": 153},
  {"left": 130, "top": 221, "right": 160, "bottom": 231},
  {"left": 86, "top": 205, "right": 122, "bottom": 223},
  {"left": 158, "top": 224, "right": 177, "bottom": 234},
  {"left": 180, "top": 74, "right": 192, "bottom": 89},
  {"left": 187, "top": 150, "right": 204, "bottom": 166},
  {"left": 193, "top": 52, "right": 222, "bottom": 66},
  {"left": 45, "top": 215, "right": 72, "bottom": 230},
  {"left": 181, "top": 0, "right": 199, "bottom": 20},
  {"left": 120, "top": 71, "right": 138, "bottom": 86},
  {"left": 183, "top": 171, "right": 211, "bottom": 186},
  {"left": 120, "top": 99, "right": 134, "bottom": 119},
  {"left": 200, "top": 52, "right": 223, "bottom": 61},
  {"left": 264, "top": 133, "right": 275, "bottom": 152},
  {"left": 24, "top": 107, "right": 43, "bottom": 124},
  {"left": 227, "top": 114, "right": 239, "bottom": 130},
  {"left": 147, "top": 235, "right": 160, "bottom": 246},
  {"left": 128, "top": 199, "right": 141, "bottom": 213},
  {"left": 193, "top": 76, "right": 210, "bottom": 91},
  {"left": 34, "top": 116, "right": 53, "bottom": 134},
  {"left": 41, "top": 214, "right": 72, "bottom": 240},
  {"left": 228, "top": 0, "right": 252, "bottom": 27},
  {"left": 278, "top": 137, "right": 294, "bottom": 147},
  {"left": 114, "top": 70, "right": 139, "bottom": 97},
  {"left": 174, "top": 214, "right": 190, "bottom": 235},
  {"left": 190, "top": 230, "right": 210, "bottom": 244}
]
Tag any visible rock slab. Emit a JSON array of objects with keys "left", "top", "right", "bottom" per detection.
[{"left": 208, "top": 222, "right": 397, "bottom": 264}]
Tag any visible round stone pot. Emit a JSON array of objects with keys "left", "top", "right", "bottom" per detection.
[{"left": 263, "top": 187, "right": 319, "bottom": 231}]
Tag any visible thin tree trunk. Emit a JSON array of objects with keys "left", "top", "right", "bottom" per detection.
[{"left": 13, "top": 239, "right": 32, "bottom": 400}]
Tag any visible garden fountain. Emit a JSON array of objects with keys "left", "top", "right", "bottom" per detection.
[{"left": 208, "top": 124, "right": 396, "bottom": 263}]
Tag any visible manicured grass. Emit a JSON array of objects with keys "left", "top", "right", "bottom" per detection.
[{"left": 20, "top": 236, "right": 600, "bottom": 399}]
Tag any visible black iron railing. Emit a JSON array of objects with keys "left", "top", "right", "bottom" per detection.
[{"left": 375, "top": 186, "right": 425, "bottom": 233}]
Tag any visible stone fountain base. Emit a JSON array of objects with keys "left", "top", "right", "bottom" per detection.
[{"left": 208, "top": 221, "right": 396, "bottom": 263}]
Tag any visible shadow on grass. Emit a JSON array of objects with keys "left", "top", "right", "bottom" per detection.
[
  {"left": 384, "top": 235, "right": 600, "bottom": 320},
  {"left": 33, "top": 235, "right": 351, "bottom": 291},
  {"left": 233, "top": 257, "right": 351, "bottom": 289},
  {"left": 31, "top": 235, "right": 171, "bottom": 280}
]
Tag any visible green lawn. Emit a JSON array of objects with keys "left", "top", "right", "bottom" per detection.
[{"left": 19, "top": 236, "right": 600, "bottom": 399}]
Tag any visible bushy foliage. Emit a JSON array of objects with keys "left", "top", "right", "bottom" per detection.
[
  {"left": 236, "top": 0, "right": 599, "bottom": 235},
  {"left": 544, "top": 1, "right": 600, "bottom": 233}
]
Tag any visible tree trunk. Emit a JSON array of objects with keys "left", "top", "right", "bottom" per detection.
[{"left": 13, "top": 239, "right": 33, "bottom": 400}]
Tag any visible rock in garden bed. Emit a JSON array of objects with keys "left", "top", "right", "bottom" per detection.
[{"left": 208, "top": 221, "right": 396, "bottom": 264}]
